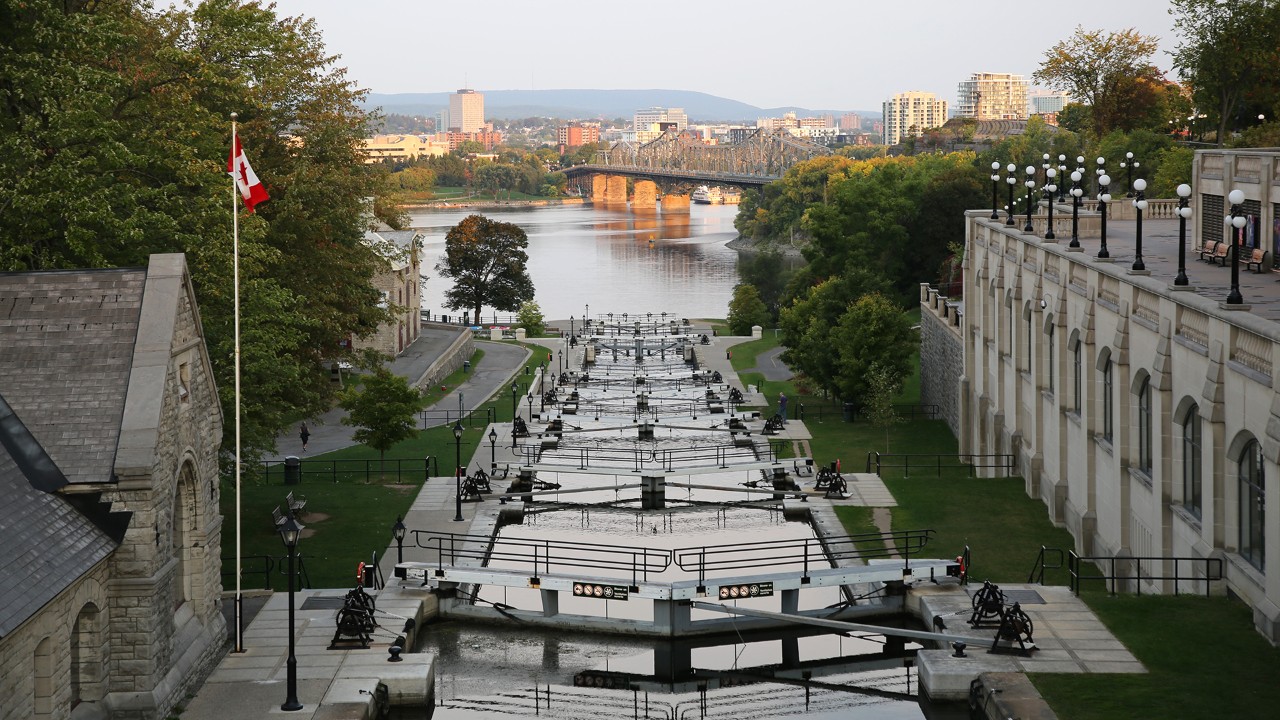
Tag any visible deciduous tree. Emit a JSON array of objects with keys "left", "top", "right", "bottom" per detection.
[
  {"left": 726, "top": 284, "right": 771, "bottom": 336},
  {"left": 340, "top": 367, "right": 426, "bottom": 469},
  {"left": 436, "top": 214, "right": 535, "bottom": 323},
  {"left": 1033, "top": 26, "right": 1162, "bottom": 138}
]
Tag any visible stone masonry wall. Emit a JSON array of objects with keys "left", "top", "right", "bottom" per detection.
[{"left": 918, "top": 283, "right": 964, "bottom": 439}]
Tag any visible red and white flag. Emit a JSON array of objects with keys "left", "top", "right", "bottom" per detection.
[{"left": 227, "top": 136, "right": 269, "bottom": 213}]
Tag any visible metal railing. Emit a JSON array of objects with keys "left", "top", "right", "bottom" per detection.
[
  {"left": 521, "top": 442, "right": 778, "bottom": 471},
  {"left": 260, "top": 457, "right": 431, "bottom": 484},
  {"left": 221, "top": 554, "right": 312, "bottom": 590},
  {"left": 411, "top": 531, "right": 672, "bottom": 586},
  {"left": 674, "top": 529, "right": 936, "bottom": 586},
  {"left": 1067, "top": 551, "right": 1224, "bottom": 597},
  {"left": 864, "top": 452, "right": 1017, "bottom": 477},
  {"left": 1026, "top": 545, "right": 1066, "bottom": 585},
  {"left": 419, "top": 405, "right": 496, "bottom": 430}
]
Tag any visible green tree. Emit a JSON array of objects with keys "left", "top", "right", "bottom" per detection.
[
  {"left": 831, "top": 293, "right": 915, "bottom": 407},
  {"left": 862, "top": 362, "right": 905, "bottom": 453},
  {"left": 1148, "top": 145, "right": 1194, "bottom": 198},
  {"left": 726, "top": 284, "right": 771, "bottom": 335},
  {"left": 737, "top": 245, "right": 793, "bottom": 320},
  {"left": 516, "top": 300, "right": 546, "bottom": 337},
  {"left": 436, "top": 214, "right": 535, "bottom": 322},
  {"left": 778, "top": 271, "right": 888, "bottom": 397},
  {"left": 454, "top": 140, "right": 485, "bottom": 155},
  {"left": 339, "top": 367, "right": 426, "bottom": 469},
  {"left": 1033, "top": 26, "right": 1163, "bottom": 138}
]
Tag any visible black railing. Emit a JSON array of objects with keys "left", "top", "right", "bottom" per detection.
[
  {"left": 1026, "top": 545, "right": 1066, "bottom": 584},
  {"left": 260, "top": 457, "right": 432, "bottom": 484},
  {"left": 419, "top": 405, "right": 496, "bottom": 430},
  {"left": 864, "top": 452, "right": 1017, "bottom": 477},
  {"left": 674, "top": 529, "right": 936, "bottom": 586},
  {"left": 520, "top": 442, "right": 778, "bottom": 472},
  {"left": 221, "top": 554, "right": 312, "bottom": 591},
  {"left": 1067, "top": 551, "right": 1224, "bottom": 597},
  {"left": 411, "top": 531, "right": 671, "bottom": 586},
  {"left": 794, "top": 402, "right": 939, "bottom": 423}
]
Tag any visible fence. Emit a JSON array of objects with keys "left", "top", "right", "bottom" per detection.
[
  {"left": 260, "top": 457, "right": 433, "bottom": 484},
  {"left": 221, "top": 554, "right": 312, "bottom": 591},
  {"left": 674, "top": 529, "right": 937, "bottom": 586},
  {"left": 520, "top": 441, "right": 781, "bottom": 472},
  {"left": 864, "top": 452, "right": 1017, "bottom": 477},
  {"left": 793, "top": 402, "right": 939, "bottom": 423},
  {"left": 1067, "top": 551, "right": 1224, "bottom": 597},
  {"left": 419, "top": 405, "right": 496, "bottom": 430}
]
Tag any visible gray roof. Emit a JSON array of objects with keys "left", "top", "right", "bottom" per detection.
[{"left": 0, "top": 268, "right": 145, "bottom": 484}]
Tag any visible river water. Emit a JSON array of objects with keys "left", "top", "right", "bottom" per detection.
[{"left": 407, "top": 203, "right": 742, "bottom": 322}]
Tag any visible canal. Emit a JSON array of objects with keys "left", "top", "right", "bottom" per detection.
[{"left": 407, "top": 203, "right": 743, "bottom": 321}]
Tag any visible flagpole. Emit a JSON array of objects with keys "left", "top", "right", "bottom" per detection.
[{"left": 231, "top": 112, "right": 245, "bottom": 653}]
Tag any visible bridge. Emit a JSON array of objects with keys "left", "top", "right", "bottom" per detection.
[{"left": 559, "top": 128, "right": 832, "bottom": 207}]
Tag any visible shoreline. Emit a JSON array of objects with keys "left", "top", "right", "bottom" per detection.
[{"left": 401, "top": 197, "right": 586, "bottom": 211}]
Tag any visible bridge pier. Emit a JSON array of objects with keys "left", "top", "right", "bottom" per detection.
[
  {"left": 604, "top": 175, "right": 628, "bottom": 205},
  {"left": 633, "top": 180, "right": 657, "bottom": 209},
  {"left": 660, "top": 193, "right": 690, "bottom": 212}
]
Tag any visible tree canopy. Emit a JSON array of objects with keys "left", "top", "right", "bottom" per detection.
[
  {"left": 339, "top": 367, "right": 425, "bottom": 463},
  {"left": 436, "top": 214, "right": 535, "bottom": 322},
  {"left": 1033, "top": 26, "right": 1164, "bottom": 138}
]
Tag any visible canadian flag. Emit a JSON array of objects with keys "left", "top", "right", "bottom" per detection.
[{"left": 227, "top": 136, "right": 269, "bottom": 213}]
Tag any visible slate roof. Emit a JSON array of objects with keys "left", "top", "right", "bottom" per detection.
[{"left": 0, "top": 268, "right": 145, "bottom": 484}]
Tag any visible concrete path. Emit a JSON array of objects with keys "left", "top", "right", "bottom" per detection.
[{"left": 751, "top": 346, "right": 794, "bottom": 381}]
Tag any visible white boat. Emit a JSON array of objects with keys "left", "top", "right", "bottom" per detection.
[{"left": 691, "top": 185, "right": 722, "bottom": 204}]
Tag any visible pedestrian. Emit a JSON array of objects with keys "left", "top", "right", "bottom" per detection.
[
  {"left": 778, "top": 393, "right": 788, "bottom": 423},
  {"left": 299, "top": 422, "right": 310, "bottom": 452}
]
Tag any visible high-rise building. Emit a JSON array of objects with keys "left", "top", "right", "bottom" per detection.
[
  {"left": 882, "top": 91, "right": 947, "bottom": 146},
  {"left": 955, "top": 73, "right": 1029, "bottom": 120},
  {"left": 448, "top": 89, "right": 485, "bottom": 133},
  {"left": 840, "top": 113, "right": 862, "bottom": 131},
  {"left": 1029, "top": 91, "right": 1070, "bottom": 115},
  {"left": 633, "top": 107, "right": 688, "bottom": 133}
]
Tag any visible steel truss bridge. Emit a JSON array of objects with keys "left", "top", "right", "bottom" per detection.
[{"left": 560, "top": 128, "right": 832, "bottom": 188}]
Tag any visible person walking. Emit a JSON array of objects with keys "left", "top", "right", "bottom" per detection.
[
  {"left": 778, "top": 393, "right": 788, "bottom": 424},
  {"left": 299, "top": 423, "right": 310, "bottom": 452}
]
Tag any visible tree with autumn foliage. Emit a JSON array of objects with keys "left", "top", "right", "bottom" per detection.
[
  {"left": 1033, "top": 26, "right": 1165, "bottom": 138},
  {"left": 436, "top": 214, "right": 535, "bottom": 323}
]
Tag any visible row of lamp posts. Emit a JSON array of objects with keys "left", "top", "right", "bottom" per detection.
[{"left": 989, "top": 153, "right": 1247, "bottom": 305}]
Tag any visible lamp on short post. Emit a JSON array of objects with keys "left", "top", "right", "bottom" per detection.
[
  {"left": 1226, "top": 189, "right": 1247, "bottom": 305},
  {"left": 1023, "top": 165, "right": 1036, "bottom": 232},
  {"left": 510, "top": 382, "right": 519, "bottom": 449},
  {"left": 392, "top": 516, "right": 406, "bottom": 565},
  {"left": 1057, "top": 155, "right": 1068, "bottom": 201},
  {"left": 1005, "top": 164, "right": 1017, "bottom": 226},
  {"left": 1131, "top": 178, "right": 1148, "bottom": 272},
  {"left": 279, "top": 516, "right": 304, "bottom": 712},
  {"left": 1043, "top": 168, "right": 1057, "bottom": 240},
  {"left": 452, "top": 421, "right": 464, "bottom": 522},
  {"left": 1174, "top": 184, "right": 1193, "bottom": 286},
  {"left": 990, "top": 161, "right": 1001, "bottom": 219},
  {"left": 1097, "top": 173, "right": 1112, "bottom": 259},
  {"left": 488, "top": 427, "right": 497, "bottom": 473}
]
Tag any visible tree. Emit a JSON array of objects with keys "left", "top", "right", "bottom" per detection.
[
  {"left": 436, "top": 214, "right": 535, "bottom": 322},
  {"left": 454, "top": 140, "right": 485, "bottom": 155},
  {"left": 862, "top": 362, "right": 905, "bottom": 453},
  {"left": 1033, "top": 26, "right": 1162, "bottom": 138},
  {"left": 339, "top": 367, "right": 426, "bottom": 470},
  {"left": 737, "top": 245, "right": 793, "bottom": 320},
  {"left": 831, "top": 293, "right": 915, "bottom": 407},
  {"left": 1171, "top": 0, "right": 1280, "bottom": 146},
  {"left": 726, "top": 284, "right": 771, "bottom": 335},
  {"left": 516, "top": 300, "right": 545, "bottom": 336}
]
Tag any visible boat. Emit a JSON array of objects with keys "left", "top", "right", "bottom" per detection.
[{"left": 691, "top": 185, "right": 722, "bottom": 204}]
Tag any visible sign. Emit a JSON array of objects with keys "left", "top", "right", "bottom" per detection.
[
  {"left": 572, "top": 582, "right": 629, "bottom": 601},
  {"left": 717, "top": 582, "right": 773, "bottom": 600}
]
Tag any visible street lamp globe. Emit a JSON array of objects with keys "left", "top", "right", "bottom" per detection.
[
  {"left": 1229, "top": 189, "right": 1245, "bottom": 205},
  {"left": 1177, "top": 184, "right": 1193, "bottom": 219},
  {"left": 991, "top": 161, "right": 1000, "bottom": 171}
]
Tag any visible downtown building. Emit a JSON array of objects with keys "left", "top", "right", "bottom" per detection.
[
  {"left": 557, "top": 122, "right": 601, "bottom": 149},
  {"left": 448, "top": 88, "right": 485, "bottom": 133},
  {"left": 882, "top": 91, "right": 947, "bottom": 146},
  {"left": 955, "top": 72, "right": 1029, "bottom": 120}
]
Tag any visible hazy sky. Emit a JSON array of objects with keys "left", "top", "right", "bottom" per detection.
[{"left": 267, "top": 0, "right": 1182, "bottom": 112}]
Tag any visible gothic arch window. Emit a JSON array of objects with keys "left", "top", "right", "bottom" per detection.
[
  {"left": 173, "top": 462, "right": 198, "bottom": 610},
  {"left": 1238, "top": 438, "right": 1265, "bottom": 571},
  {"left": 1136, "top": 375, "right": 1152, "bottom": 475},
  {"left": 1101, "top": 356, "right": 1114, "bottom": 443},
  {"left": 1044, "top": 320, "right": 1055, "bottom": 394},
  {"left": 1068, "top": 330, "right": 1082, "bottom": 413},
  {"left": 72, "top": 602, "right": 105, "bottom": 706}
]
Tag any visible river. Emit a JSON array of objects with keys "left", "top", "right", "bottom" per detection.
[{"left": 407, "top": 203, "right": 742, "bottom": 322}]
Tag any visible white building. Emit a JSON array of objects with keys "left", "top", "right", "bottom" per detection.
[
  {"left": 882, "top": 91, "right": 948, "bottom": 146},
  {"left": 448, "top": 89, "right": 485, "bottom": 133},
  {"left": 955, "top": 72, "right": 1029, "bottom": 120},
  {"left": 633, "top": 107, "right": 688, "bottom": 134},
  {"left": 1029, "top": 91, "right": 1071, "bottom": 116}
]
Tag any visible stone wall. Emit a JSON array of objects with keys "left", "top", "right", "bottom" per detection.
[
  {"left": 414, "top": 323, "right": 476, "bottom": 388},
  {"left": 918, "top": 283, "right": 964, "bottom": 438}
]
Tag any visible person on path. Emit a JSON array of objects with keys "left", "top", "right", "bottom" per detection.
[
  {"left": 299, "top": 422, "right": 310, "bottom": 452},
  {"left": 778, "top": 393, "right": 788, "bottom": 423}
]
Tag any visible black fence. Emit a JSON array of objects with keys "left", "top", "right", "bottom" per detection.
[
  {"left": 222, "top": 554, "right": 312, "bottom": 591},
  {"left": 522, "top": 441, "right": 780, "bottom": 472},
  {"left": 674, "top": 529, "right": 937, "bottom": 586},
  {"left": 412, "top": 531, "right": 672, "bottom": 586},
  {"left": 792, "top": 402, "right": 939, "bottom": 424},
  {"left": 1067, "top": 551, "right": 1224, "bottom": 597},
  {"left": 260, "top": 457, "right": 434, "bottom": 484},
  {"left": 420, "top": 405, "right": 496, "bottom": 430},
  {"left": 864, "top": 452, "right": 1017, "bottom": 478}
]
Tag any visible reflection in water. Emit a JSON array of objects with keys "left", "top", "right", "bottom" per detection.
[{"left": 408, "top": 204, "right": 741, "bottom": 321}]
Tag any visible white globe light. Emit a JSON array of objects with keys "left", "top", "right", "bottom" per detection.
[
  {"left": 1097, "top": 157, "right": 1105, "bottom": 165},
  {"left": 1048, "top": 184, "right": 1057, "bottom": 193},
  {"left": 1177, "top": 183, "right": 1192, "bottom": 198},
  {"left": 1047, "top": 168, "right": 1057, "bottom": 178},
  {"left": 1134, "top": 161, "right": 1140, "bottom": 168},
  {"left": 1100, "top": 174, "right": 1111, "bottom": 186},
  {"left": 991, "top": 174, "right": 1000, "bottom": 181},
  {"left": 1071, "top": 171, "right": 1082, "bottom": 182},
  {"left": 1233, "top": 215, "right": 1247, "bottom": 229},
  {"left": 1059, "top": 154, "right": 1066, "bottom": 161},
  {"left": 1225, "top": 215, "right": 1233, "bottom": 227},
  {"left": 1179, "top": 207, "right": 1193, "bottom": 219},
  {"left": 1126, "top": 151, "right": 1133, "bottom": 159},
  {"left": 1043, "top": 153, "right": 1050, "bottom": 160},
  {"left": 1072, "top": 188, "right": 1083, "bottom": 197},
  {"left": 1133, "top": 178, "right": 1147, "bottom": 192},
  {"left": 1026, "top": 179, "right": 1035, "bottom": 188},
  {"left": 1077, "top": 156, "right": 1085, "bottom": 164},
  {"left": 1101, "top": 193, "right": 1112, "bottom": 203},
  {"left": 1136, "top": 199, "right": 1148, "bottom": 211},
  {"left": 992, "top": 161, "right": 1001, "bottom": 170},
  {"left": 1026, "top": 165, "right": 1036, "bottom": 175},
  {"left": 1007, "top": 163, "right": 1016, "bottom": 173},
  {"left": 1228, "top": 189, "right": 1245, "bottom": 204},
  {"left": 1008, "top": 177, "right": 1016, "bottom": 185}
]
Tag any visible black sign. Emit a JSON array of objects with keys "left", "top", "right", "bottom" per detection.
[
  {"left": 717, "top": 582, "right": 774, "bottom": 600},
  {"left": 572, "top": 582, "right": 629, "bottom": 601}
]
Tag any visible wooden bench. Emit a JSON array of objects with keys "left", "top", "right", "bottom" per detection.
[
  {"left": 1244, "top": 248, "right": 1271, "bottom": 272},
  {"left": 1208, "top": 242, "right": 1231, "bottom": 266},
  {"left": 271, "top": 505, "right": 288, "bottom": 530},
  {"left": 286, "top": 490, "right": 307, "bottom": 514},
  {"left": 1196, "top": 240, "right": 1220, "bottom": 262}
]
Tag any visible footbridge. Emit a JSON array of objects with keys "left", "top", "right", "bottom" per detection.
[{"left": 560, "top": 128, "right": 831, "bottom": 207}]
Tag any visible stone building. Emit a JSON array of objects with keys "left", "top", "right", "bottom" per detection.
[
  {"left": 946, "top": 149, "right": 1280, "bottom": 642},
  {"left": 355, "top": 229, "right": 423, "bottom": 357},
  {"left": 0, "top": 254, "right": 225, "bottom": 719}
]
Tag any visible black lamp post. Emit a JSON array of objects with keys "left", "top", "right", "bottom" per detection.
[
  {"left": 1131, "top": 178, "right": 1148, "bottom": 271},
  {"left": 1122, "top": 151, "right": 1138, "bottom": 196},
  {"left": 570, "top": 315, "right": 575, "bottom": 338},
  {"left": 558, "top": 349, "right": 563, "bottom": 376},
  {"left": 1227, "top": 189, "right": 1246, "bottom": 304},
  {"left": 1023, "top": 165, "right": 1036, "bottom": 232},
  {"left": 989, "top": 161, "right": 1001, "bottom": 219},
  {"left": 1057, "top": 155, "right": 1068, "bottom": 201},
  {"left": 1097, "top": 173, "right": 1112, "bottom": 259},
  {"left": 488, "top": 427, "right": 497, "bottom": 472},
  {"left": 1069, "top": 170, "right": 1083, "bottom": 248},
  {"left": 1043, "top": 168, "right": 1058, "bottom": 240},
  {"left": 527, "top": 392, "right": 533, "bottom": 420},
  {"left": 1175, "top": 183, "right": 1193, "bottom": 286},
  {"left": 452, "top": 421, "right": 464, "bottom": 522},
  {"left": 1005, "top": 163, "right": 1017, "bottom": 226},
  {"left": 1041, "top": 153, "right": 1051, "bottom": 186},
  {"left": 279, "top": 516, "right": 304, "bottom": 712},
  {"left": 1077, "top": 156, "right": 1087, "bottom": 196},
  {"left": 510, "top": 382, "right": 519, "bottom": 448},
  {"left": 392, "top": 516, "right": 406, "bottom": 565}
]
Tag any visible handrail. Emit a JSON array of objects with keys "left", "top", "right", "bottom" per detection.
[
  {"left": 673, "top": 529, "right": 936, "bottom": 586},
  {"left": 411, "top": 531, "right": 672, "bottom": 586},
  {"left": 864, "top": 452, "right": 1017, "bottom": 477},
  {"left": 1026, "top": 545, "right": 1065, "bottom": 584},
  {"left": 221, "top": 553, "right": 311, "bottom": 591},
  {"left": 1067, "top": 551, "right": 1223, "bottom": 597},
  {"left": 260, "top": 457, "right": 430, "bottom": 484},
  {"left": 522, "top": 442, "right": 777, "bottom": 471}
]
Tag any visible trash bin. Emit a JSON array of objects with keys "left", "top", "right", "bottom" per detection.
[
  {"left": 284, "top": 455, "right": 301, "bottom": 485},
  {"left": 842, "top": 402, "right": 855, "bottom": 422},
  {"left": 361, "top": 563, "right": 376, "bottom": 589},
  {"left": 463, "top": 360, "right": 471, "bottom": 373}
]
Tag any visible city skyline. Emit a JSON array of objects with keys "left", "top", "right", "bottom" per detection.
[{"left": 268, "top": 0, "right": 1181, "bottom": 113}]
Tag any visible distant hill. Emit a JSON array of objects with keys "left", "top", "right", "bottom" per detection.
[{"left": 365, "top": 89, "right": 879, "bottom": 124}]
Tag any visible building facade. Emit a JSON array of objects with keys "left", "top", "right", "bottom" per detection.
[
  {"left": 1029, "top": 91, "right": 1070, "bottom": 116},
  {"left": 360, "top": 134, "right": 449, "bottom": 163},
  {"left": 356, "top": 230, "right": 423, "bottom": 357},
  {"left": 882, "top": 91, "right": 947, "bottom": 146},
  {"left": 840, "top": 112, "right": 862, "bottom": 131},
  {"left": 633, "top": 107, "right": 688, "bottom": 134},
  {"left": 955, "top": 72, "right": 1028, "bottom": 120},
  {"left": 557, "top": 122, "right": 600, "bottom": 148},
  {"left": 952, "top": 149, "right": 1280, "bottom": 642},
  {"left": 448, "top": 89, "right": 485, "bottom": 133},
  {"left": 0, "top": 254, "right": 226, "bottom": 719}
]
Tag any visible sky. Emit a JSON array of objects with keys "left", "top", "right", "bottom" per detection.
[{"left": 266, "top": 0, "right": 1183, "bottom": 112}]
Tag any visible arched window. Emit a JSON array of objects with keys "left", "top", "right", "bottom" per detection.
[
  {"left": 1183, "top": 405, "right": 1202, "bottom": 519},
  {"left": 1239, "top": 439, "right": 1265, "bottom": 570},
  {"left": 1073, "top": 341, "right": 1082, "bottom": 412},
  {"left": 1101, "top": 357, "right": 1113, "bottom": 443},
  {"left": 34, "top": 636, "right": 54, "bottom": 717},
  {"left": 1137, "top": 377, "right": 1152, "bottom": 474},
  {"left": 1046, "top": 323, "right": 1055, "bottom": 393}
]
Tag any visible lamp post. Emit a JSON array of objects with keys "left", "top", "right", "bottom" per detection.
[
  {"left": 1122, "top": 151, "right": 1137, "bottom": 196},
  {"left": 1069, "top": 170, "right": 1083, "bottom": 248},
  {"left": 1077, "top": 156, "right": 1087, "bottom": 195},
  {"left": 527, "top": 392, "right": 533, "bottom": 420},
  {"left": 1227, "top": 189, "right": 1246, "bottom": 305},
  {"left": 279, "top": 516, "right": 304, "bottom": 712},
  {"left": 510, "top": 382, "right": 519, "bottom": 449},
  {"left": 488, "top": 427, "right": 497, "bottom": 473},
  {"left": 1044, "top": 168, "right": 1057, "bottom": 240},
  {"left": 990, "top": 161, "right": 1001, "bottom": 219},
  {"left": 1131, "top": 178, "right": 1148, "bottom": 271},
  {"left": 452, "top": 421, "right": 464, "bottom": 522},
  {"left": 1175, "top": 183, "right": 1193, "bottom": 286},
  {"left": 1023, "top": 165, "right": 1036, "bottom": 232},
  {"left": 570, "top": 315, "right": 575, "bottom": 339},
  {"left": 1041, "top": 153, "right": 1051, "bottom": 186},
  {"left": 1057, "top": 155, "right": 1068, "bottom": 201},
  {"left": 392, "top": 516, "right": 406, "bottom": 565},
  {"left": 1097, "top": 174, "right": 1112, "bottom": 259},
  {"left": 1005, "top": 163, "right": 1017, "bottom": 226}
]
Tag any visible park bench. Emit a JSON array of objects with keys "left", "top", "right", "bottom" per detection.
[
  {"left": 1208, "top": 242, "right": 1231, "bottom": 266},
  {"left": 1196, "top": 240, "right": 1220, "bottom": 262},
  {"left": 1243, "top": 247, "right": 1271, "bottom": 272},
  {"left": 286, "top": 490, "right": 307, "bottom": 514},
  {"left": 271, "top": 505, "right": 288, "bottom": 530}
]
